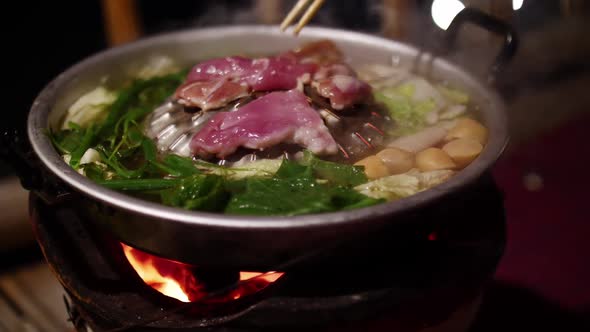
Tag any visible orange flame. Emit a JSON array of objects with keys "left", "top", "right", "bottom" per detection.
[
  {"left": 240, "top": 271, "right": 283, "bottom": 283},
  {"left": 121, "top": 243, "right": 284, "bottom": 303},
  {"left": 122, "top": 244, "right": 192, "bottom": 302}
]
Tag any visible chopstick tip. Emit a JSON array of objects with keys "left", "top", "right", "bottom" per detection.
[{"left": 279, "top": 0, "right": 324, "bottom": 36}]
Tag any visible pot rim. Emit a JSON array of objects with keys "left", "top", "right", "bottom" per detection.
[{"left": 28, "top": 25, "right": 508, "bottom": 230}]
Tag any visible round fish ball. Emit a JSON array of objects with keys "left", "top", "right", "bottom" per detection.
[
  {"left": 355, "top": 155, "right": 390, "bottom": 180},
  {"left": 376, "top": 148, "right": 414, "bottom": 174},
  {"left": 442, "top": 138, "right": 483, "bottom": 168},
  {"left": 445, "top": 118, "right": 488, "bottom": 145},
  {"left": 415, "top": 148, "right": 456, "bottom": 171}
]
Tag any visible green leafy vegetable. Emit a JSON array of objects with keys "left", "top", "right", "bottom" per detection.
[
  {"left": 222, "top": 159, "right": 283, "bottom": 180},
  {"left": 374, "top": 92, "right": 419, "bottom": 135},
  {"left": 396, "top": 83, "right": 416, "bottom": 98},
  {"left": 49, "top": 127, "right": 84, "bottom": 155},
  {"left": 375, "top": 92, "right": 434, "bottom": 136},
  {"left": 141, "top": 137, "right": 158, "bottom": 162},
  {"left": 81, "top": 162, "right": 111, "bottom": 181},
  {"left": 374, "top": 82, "right": 442, "bottom": 136},
  {"left": 98, "top": 72, "right": 186, "bottom": 143},
  {"left": 225, "top": 160, "right": 382, "bottom": 216},
  {"left": 95, "top": 145, "right": 145, "bottom": 179},
  {"left": 97, "top": 178, "right": 180, "bottom": 191},
  {"left": 162, "top": 175, "right": 229, "bottom": 212},
  {"left": 174, "top": 158, "right": 283, "bottom": 180},
  {"left": 159, "top": 155, "right": 202, "bottom": 177},
  {"left": 301, "top": 151, "right": 367, "bottom": 186},
  {"left": 275, "top": 158, "right": 310, "bottom": 178},
  {"left": 354, "top": 170, "right": 455, "bottom": 200},
  {"left": 50, "top": 71, "right": 186, "bottom": 173}
]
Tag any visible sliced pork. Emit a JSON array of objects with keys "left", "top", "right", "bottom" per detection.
[
  {"left": 247, "top": 57, "right": 316, "bottom": 91},
  {"left": 190, "top": 90, "right": 338, "bottom": 159},
  {"left": 314, "top": 74, "right": 372, "bottom": 110},
  {"left": 313, "top": 63, "right": 355, "bottom": 80},
  {"left": 176, "top": 56, "right": 316, "bottom": 110},
  {"left": 175, "top": 40, "right": 372, "bottom": 112},
  {"left": 175, "top": 79, "right": 250, "bottom": 111},
  {"left": 185, "top": 56, "right": 317, "bottom": 90},
  {"left": 288, "top": 40, "right": 344, "bottom": 65}
]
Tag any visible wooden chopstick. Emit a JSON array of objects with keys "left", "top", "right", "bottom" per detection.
[
  {"left": 293, "top": 0, "right": 325, "bottom": 35},
  {"left": 280, "top": 0, "right": 326, "bottom": 35},
  {"left": 280, "top": 0, "right": 312, "bottom": 31}
]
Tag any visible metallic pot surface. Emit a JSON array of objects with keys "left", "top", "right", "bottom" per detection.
[{"left": 27, "top": 17, "right": 515, "bottom": 269}]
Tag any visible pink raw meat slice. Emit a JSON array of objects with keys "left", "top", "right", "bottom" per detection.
[
  {"left": 175, "top": 79, "right": 250, "bottom": 111},
  {"left": 186, "top": 56, "right": 253, "bottom": 82},
  {"left": 190, "top": 90, "right": 338, "bottom": 159},
  {"left": 178, "top": 56, "right": 316, "bottom": 109},
  {"left": 186, "top": 56, "right": 316, "bottom": 91},
  {"left": 246, "top": 57, "right": 316, "bottom": 91},
  {"left": 287, "top": 40, "right": 344, "bottom": 65},
  {"left": 313, "top": 63, "right": 355, "bottom": 80},
  {"left": 314, "top": 74, "right": 372, "bottom": 110},
  {"left": 176, "top": 41, "right": 371, "bottom": 111}
]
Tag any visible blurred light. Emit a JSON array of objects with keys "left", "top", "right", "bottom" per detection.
[
  {"left": 523, "top": 172, "right": 543, "bottom": 192},
  {"left": 431, "top": 0, "right": 466, "bottom": 30},
  {"left": 512, "top": 0, "right": 524, "bottom": 10}
]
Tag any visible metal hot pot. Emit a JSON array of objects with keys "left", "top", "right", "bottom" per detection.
[{"left": 23, "top": 9, "right": 516, "bottom": 270}]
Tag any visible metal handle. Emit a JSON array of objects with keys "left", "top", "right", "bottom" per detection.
[
  {"left": 0, "top": 128, "right": 71, "bottom": 205},
  {"left": 445, "top": 7, "right": 518, "bottom": 82}
]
